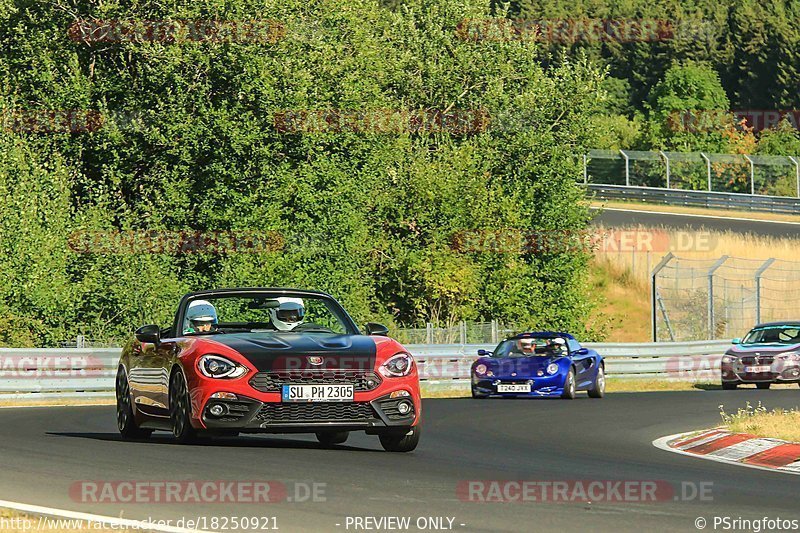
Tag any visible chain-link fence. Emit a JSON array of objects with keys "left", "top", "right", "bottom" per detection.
[
  {"left": 586, "top": 150, "right": 800, "bottom": 197},
  {"left": 652, "top": 254, "right": 800, "bottom": 341},
  {"left": 394, "top": 321, "right": 517, "bottom": 345}
]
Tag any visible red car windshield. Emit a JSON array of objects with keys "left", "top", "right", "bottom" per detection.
[{"left": 181, "top": 293, "right": 355, "bottom": 336}]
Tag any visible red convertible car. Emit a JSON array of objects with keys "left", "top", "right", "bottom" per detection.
[{"left": 116, "top": 288, "right": 421, "bottom": 451}]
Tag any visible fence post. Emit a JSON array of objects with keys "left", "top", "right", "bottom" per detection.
[
  {"left": 788, "top": 156, "right": 800, "bottom": 198},
  {"left": 583, "top": 154, "right": 588, "bottom": 184},
  {"left": 707, "top": 256, "right": 729, "bottom": 339},
  {"left": 700, "top": 152, "right": 712, "bottom": 191},
  {"left": 743, "top": 154, "right": 755, "bottom": 195},
  {"left": 651, "top": 252, "right": 674, "bottom": 341},
  {"left": 491, "top": 320, "right": 498, "bottom": 344},
  {"left": 460, "top": 320, "right": 466, "bottom": 345},
  {"left": 754, "top": 258, "right": 775, "bottom": 324},
  {"left": 425, "top": 322, "right": 432, "bottom": 344},
  {"left": 659, "top": 150, "right": 670, "bottom": 189},
  {"left": 620, "top": 149, "right": 630, "bottom": 186},
  {"left": 76, "top": 335, "right": 84, "bottom": 349},
  {"left": 656, "top": 289, "right": 676, "bottom": 342}
]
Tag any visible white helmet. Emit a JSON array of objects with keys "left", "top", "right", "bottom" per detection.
[
  {"left": 185, "top": 299, "right": 218, "bottom": 333},
  {"left": 270, "top": 297, "right": 305, "bottom": 331}
]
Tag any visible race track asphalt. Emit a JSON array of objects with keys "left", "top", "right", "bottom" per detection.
[
  {"left": 0, "top": 390, "right": 799, "bottom": 532},
  {"left": 591, "top": 207, "right": 800, "bottom": 237}
]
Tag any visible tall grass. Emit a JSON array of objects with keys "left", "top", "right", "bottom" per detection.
[
  {"left": 592, "top": 225, "right": 800, "bottom": 339},
  {"left": 719, "top": 401, "right": 800, "bottom": 442}
]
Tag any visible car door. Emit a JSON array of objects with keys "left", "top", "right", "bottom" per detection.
[
  {"left": 128, "top": 330, "right": 175, "bottom": 418},
  {"left": 568, "top": 339, "right": 595, "bottom": 388}
]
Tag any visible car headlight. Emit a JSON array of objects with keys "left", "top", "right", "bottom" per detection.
[
  {"left": 474, "top": 364, "right": 488, "bottom": 376},
  {"left": 721, "top": 355, "right": 738, "bottom": 364},
  {"left": 197, "top": 354, "right": 248, "bottom": 379},
  {"left": 778, "top": 352, "right": 800, "bottom": 361},
  {"left": 546, "top": 363, "right": 559, "bottom": 375},
  {"left": 379, "top": 353, "right": 414, "bottom": 378}
]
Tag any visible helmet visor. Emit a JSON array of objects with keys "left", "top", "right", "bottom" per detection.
[{"left": 276, "top": 307, "right": 304, "bottom": 323}]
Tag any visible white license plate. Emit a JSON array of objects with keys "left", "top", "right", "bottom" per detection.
[
  {"left": 281, "top": 384, "right": 354, "bottom": 402},
  {"left": 497, "top": 383, "right": 531, "bottom": 393},
  {"left": 745, "top": 365, "right": 771, "bottom": 373}
]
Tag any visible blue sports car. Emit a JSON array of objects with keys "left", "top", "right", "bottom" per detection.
[{"left": 470, "top": 332, "right": 605, "bottom": 399}]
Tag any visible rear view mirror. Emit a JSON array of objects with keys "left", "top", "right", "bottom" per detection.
[
  {"left": 365, "top": 322, "right": 389, "bottom": 336},
  {"left": 135, "top": 324, "right": 161, "bottom": 345},
  {"left": 477, "top": 349, "right": 493, "bottom": 357},
  {"left": 247, "top": 299, "right": 281, "bottom": 310}
]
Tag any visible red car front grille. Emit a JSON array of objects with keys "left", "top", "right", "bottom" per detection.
[{"left": 249, "top": 370, "right": 381, "bottom": 392}]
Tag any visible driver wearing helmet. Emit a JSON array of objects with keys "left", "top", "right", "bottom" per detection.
[
  {"left": 546, "top": 337, "right": 567, "bottom": 355},
  {"left": 518, "top": 338, "right": 536, "bottom": 354},
  {"left": 269, "top": 297, "right": 305, "bottom": 331},
  {"left": 184, "top": 300, "right": 218, "bottom": 334}
]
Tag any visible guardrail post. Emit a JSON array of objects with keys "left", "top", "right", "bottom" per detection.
[
  {"left": 659, "top": 150, "right": 670, "bottom": 189},
  {"left": 651, "top": 252, "right": 674, "bottom": 341},
  {"left": 743, "top": 154, "right": 755, "bottom": 195},
  {"left": 620, "top": 149, "right": 630, "bottom": 186},
  {"left": 788, "top": 156, "right": 800, "bottom": 198},
  {"left": 700, "top": 153, "right": 712, "bottom": 192},
  {"left": 707, "top": 256, "right": 729, "bottom": 339},
  {"left": 754, "top": 258, "right": 775, "bottom": 324}
]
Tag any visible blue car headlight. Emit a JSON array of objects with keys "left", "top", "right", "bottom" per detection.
[
  {"left": 474, "top": 364, "right": 488, "bottom": 376},
  {"left": 197, "top": 354, "right": 248, "bottom": 379},
  {"left": 546, "top": 362, "right": 559, "bottom": 375}
]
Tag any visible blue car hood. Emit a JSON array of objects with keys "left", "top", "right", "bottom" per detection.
[{"left": 482, "top": 355, "right": 563, "bottom": 376}]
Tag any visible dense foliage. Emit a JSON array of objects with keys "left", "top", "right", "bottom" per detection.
[
  {"left": 0, "top": 0, "right": 607, "bottom": 346},
  {"left": 508, "top": 0, "right": 800, "bottom": 154}
]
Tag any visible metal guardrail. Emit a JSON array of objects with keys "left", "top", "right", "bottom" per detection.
[
  {"left": 412, "top": 340, "right": 729, "bottom": 382},
  {"left": 0, "top": 340, "right": 731, "bottom": 399},
  {"left": 0, "top": 348, "right": 119, "bottom": 394},
  {"left": 586, "top": 184, "right": 800, "bottom": 214}
]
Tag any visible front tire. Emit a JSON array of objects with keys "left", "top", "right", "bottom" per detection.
[
  {"left": 316, "top": 431, "right": 349, "bottom": 447},
  {"left": 587, "top": 365, "right": 605, "bottom": 398},
  {"left": 561, "top": 368, "right": 576, "bottom": 399},
  {"left": 169, "top": 368, "right": 198, "bottom": 444},
  {"left": 722, "top": 381, "right": 738, "bottom": 390},
  {"left": 379, "top": 426, "right": 420, "bottom": 452},
  {"left": 756, "top": 382, "right": 771, "bottom": 390},
  {"left": 116, "top": 367, "right": 152, "bottom": 440}
]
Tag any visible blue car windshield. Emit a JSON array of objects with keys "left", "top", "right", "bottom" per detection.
[
  {"left": 741, "top": 326, "right": 800, "bottom": 345},
  {"left": 492, "top": 338, "right": 568, "bottom": 358}
]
